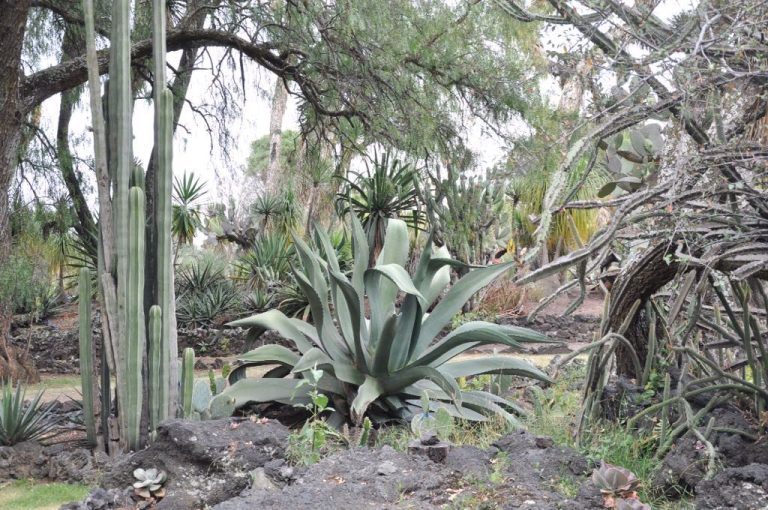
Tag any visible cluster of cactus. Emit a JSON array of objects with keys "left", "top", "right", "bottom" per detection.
[
  {"left": 422, "top": 168, "right": 510, "bottom": 267},
  {"left": 178, "top": 349, "right": 229, "bottom": 420},
  {"left": 592, "top": 462, "right": 644, "bottom": 508},
  {"left": 79, "top": 0, "right": 178, "bottom": 451}
]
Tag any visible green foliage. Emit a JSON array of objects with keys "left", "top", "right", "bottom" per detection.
[
  {"left": 172, "top": 172, "right": 207, "bottom": 245},
  {"left": 0, "top": 382, "right": 60, "bottom": 446},
  {"left": 236, "top": 232, "right": 296, "bottom": 288},
  {"left": 0, "top": 480, "right": 90, "bottom": 510},
  {"left": 337, "top": 151, "right": 424, "bottom": 255},
  {"left": 410, "top": 392, "right": 455, "bottom": 437},
  {"left": 176, "top": 260, "right": 241, "bottom": 327},
  {"left": 423, "top": 162, "right": 509, "bottom": 268},
  {"left": 0, "top": 249, "right": 54, "bottom": 319},
  {"left": 597, "top": 125, "right": 664, "bottom": 197},
  {"left": 245, "top": 131, "right": 300, "bottom": 178},
  {"left": 211, "top": 217, "right": 553, "bottom": 426},
  {"left": 287, "top": 366, "right": 339, "bottom": 465}
]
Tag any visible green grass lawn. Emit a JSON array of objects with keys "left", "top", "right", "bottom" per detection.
[{"left": 0, "top": 480, "right": 90, "bottom": 510}]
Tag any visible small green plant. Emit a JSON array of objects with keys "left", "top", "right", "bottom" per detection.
[
  {"left": 489, "top": 451, "right": 509, "bottom": 484},
  {"left": 410, "top": 392, "right": 454, "bottom": 438},
  {"left": 592, "top": 461, "right": 641, "bottom": 508},
  {"left": 133, "top": 467, "right": 167, "bottom": 500},
  {"left": 287, "top": 366, "right": 339, "bottom": 465},
  {"left": 0, "top": 382, "right": 60, "bottom": 446}
]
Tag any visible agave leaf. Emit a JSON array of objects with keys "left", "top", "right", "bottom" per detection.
[
  {"left": 237, "top": 344, "right": 300, "bottom": 368},
  {"left": 349, "top": 214, "right": 369, "bottom": 295},
  {"left": 414, "top": 322, "right": 550, "bottom": 367},
  {"left": 292, "top": 347, "right": 365, "bottom": 386},
  {"left": 367, "top": 264, "right": 425, "bottom": 303},
  {"left": 416, "top": 261, "right": 515, "bottom": 355},
  {"left": 405, "top": 399, "right": 488, "bottom": 421},
  {"left": 210, "top": 378, "right": 313, "bottom": 418},
  {"left": 381, "top": 365, "right": 461, "bottom": 407},
  {"left": 293, "top": 268, "right": 349, "bottom": 362},
  {"left": 372, "top": 220, "right": 410, "bottom": 322},
  {"left": 350, "top": 376, "right": 385, "bottom": 424},
  {"left": 371, "top": 313, "right": 399, "bottom": 375},
  {"left": 227, "top": 309, "right": 315, "bottom": 353},
  {"left": 441, "top": 357, "right": 552, "bottom": 384},
  {"left": 328, "top": 270, "right": 369, "bottom": 369},
  {"left": 387, "top": 294, "right": 423, "bottom": 372}
]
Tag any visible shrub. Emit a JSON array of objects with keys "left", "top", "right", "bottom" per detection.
[
  {"left": 0, "top": 382, "right": 60, "bottom": 446},
  {"left": 210, "top": 217, "right": 553, "bottom": 426}
]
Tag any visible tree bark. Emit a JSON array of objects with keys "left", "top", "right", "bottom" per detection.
[
  {"left": 265, "top": 79, "right": 289, "bottom": 193},
  {"left": 56, "top": 25, "right": 98, "bottom": 254},
  {"left": 602, "top": 240, "right": 679, "bottom": 379},
  {"left": 0, "top": 0, "right": 33, "bottom": 376}
]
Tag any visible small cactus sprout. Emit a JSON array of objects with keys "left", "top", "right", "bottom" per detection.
[
  {"left": 133, "top": 467, "right": 167, "bottom": 499},
  {"left": 592, "top": 461, "right": 641, "bottom": 508}
]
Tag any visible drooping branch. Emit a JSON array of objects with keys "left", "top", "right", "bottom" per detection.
[{"left": 20, "top": 28, "right": 353, "bottom": 119}]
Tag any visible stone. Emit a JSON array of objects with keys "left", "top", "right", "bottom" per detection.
[
  {"left": 535, "top": 436, "right": 555, "bottom": 449},
  {"left": 695, "top": 463, "right": 768, "bottom": 509},
  {"left": 250, "top": 468, "right": 278, "bottom": 491},
  {"left": 376, "top": 460, "right": 398, "bottom": 475},
  {"left": 408, "top": 438, "right": 452, "bottom": 463}
]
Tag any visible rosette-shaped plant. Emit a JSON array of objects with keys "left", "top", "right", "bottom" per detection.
[
  {"left": 592, "top": 462, "right": 642, "bottom": 507},
  {"left": 133, "top": 468, "right": 167, "bottom": 499},
  {"left": 211, "top": 217, "right": 553, "bottom": 425}
]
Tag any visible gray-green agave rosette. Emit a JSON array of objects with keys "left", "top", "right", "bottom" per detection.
[{"left": 210, "top": 217, "right": 553, "bottom": 425}]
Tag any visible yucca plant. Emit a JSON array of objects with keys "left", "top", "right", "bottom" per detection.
[
  {"left": 337, "top": 150, "right": 425, "bottom": 258},
  {"left": 210, "top": 217, "right": 553, "bottom": 426},
  {"left": 172, "top": 172, "right": 207, "bottom": 245},
  {"left": 0, "top": 381, "right": 60, "bottom": 446}
]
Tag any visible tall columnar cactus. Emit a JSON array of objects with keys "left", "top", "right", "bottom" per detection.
[
  {"left": 78, "top": 268, "right": 96, "bottom": 446},
  {"left": 148, "top": 305, "right": 162, "bottom": 434},
  {"left": 181, "top": 348, "right": 195, "bottom": 418},
  {"left": 109, "top": 0, "right": 141, "bottom": 451},
  {"left": 152, "top": 0, "right": 178, "bottom": 421},
  {"left": 125, "top": 186, "right": 146, "bottom": 450}
]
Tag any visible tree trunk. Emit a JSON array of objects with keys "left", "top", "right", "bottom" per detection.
[
  {"left": 265, "top": 78, "right": 289, "bottom": 193},
  {"left": 602, "top": 240, "right": 679, "bottom": 379},
  {"left": 0, "top": 0, "right": 34, "bottom": 380},
  {"left": 57, "top": 25, "right": 98, "bottom": 254}
]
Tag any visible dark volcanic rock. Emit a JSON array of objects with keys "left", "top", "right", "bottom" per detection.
[
  {"left": 652, "top": 436, "right": 710, "bottom": 496},
  {"left": 695, "top": 463, "right": 768, "bottom": 509},
  {"left": 93, "top": 418, "right": 289, "bottom": 509}
]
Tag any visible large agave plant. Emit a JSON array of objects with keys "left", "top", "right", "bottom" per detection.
[{"left": 210, "top": 217, "right": 552, "bottom": 425}]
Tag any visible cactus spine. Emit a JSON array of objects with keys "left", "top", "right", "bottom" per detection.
[
  {"left": 148, "top": 305, "right": 162, "bottom": 434},
  {"left": 181, "top": 348, "right": 195, "bottom": 418},
  {"left": 153, "top": 0, "right": 178, "bottom": 421},
  {"left": 78, "top": 268, "right": 96, "bottom": 446},
  {"left": 126, "top": 186, "right": 146, "bottom": 450}
]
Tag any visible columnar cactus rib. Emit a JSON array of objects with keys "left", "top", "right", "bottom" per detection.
[
  {"left": 126, "top": 186, "right": 147, "bottom": 450},
  {"left": 110, "top": 0, "right": 135, "bottom": 451},
  {"left": 181, "top": 348, "right": 195, "bottom": 418},
  {"left": 78, "top": 268, "right": 96, "bottom": 446},
  {"left": 148, "top": 305, "right": 162, "bottom": 434},
  {"left": 153, "top": 0, "right": 178, "bottom": 420}
]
